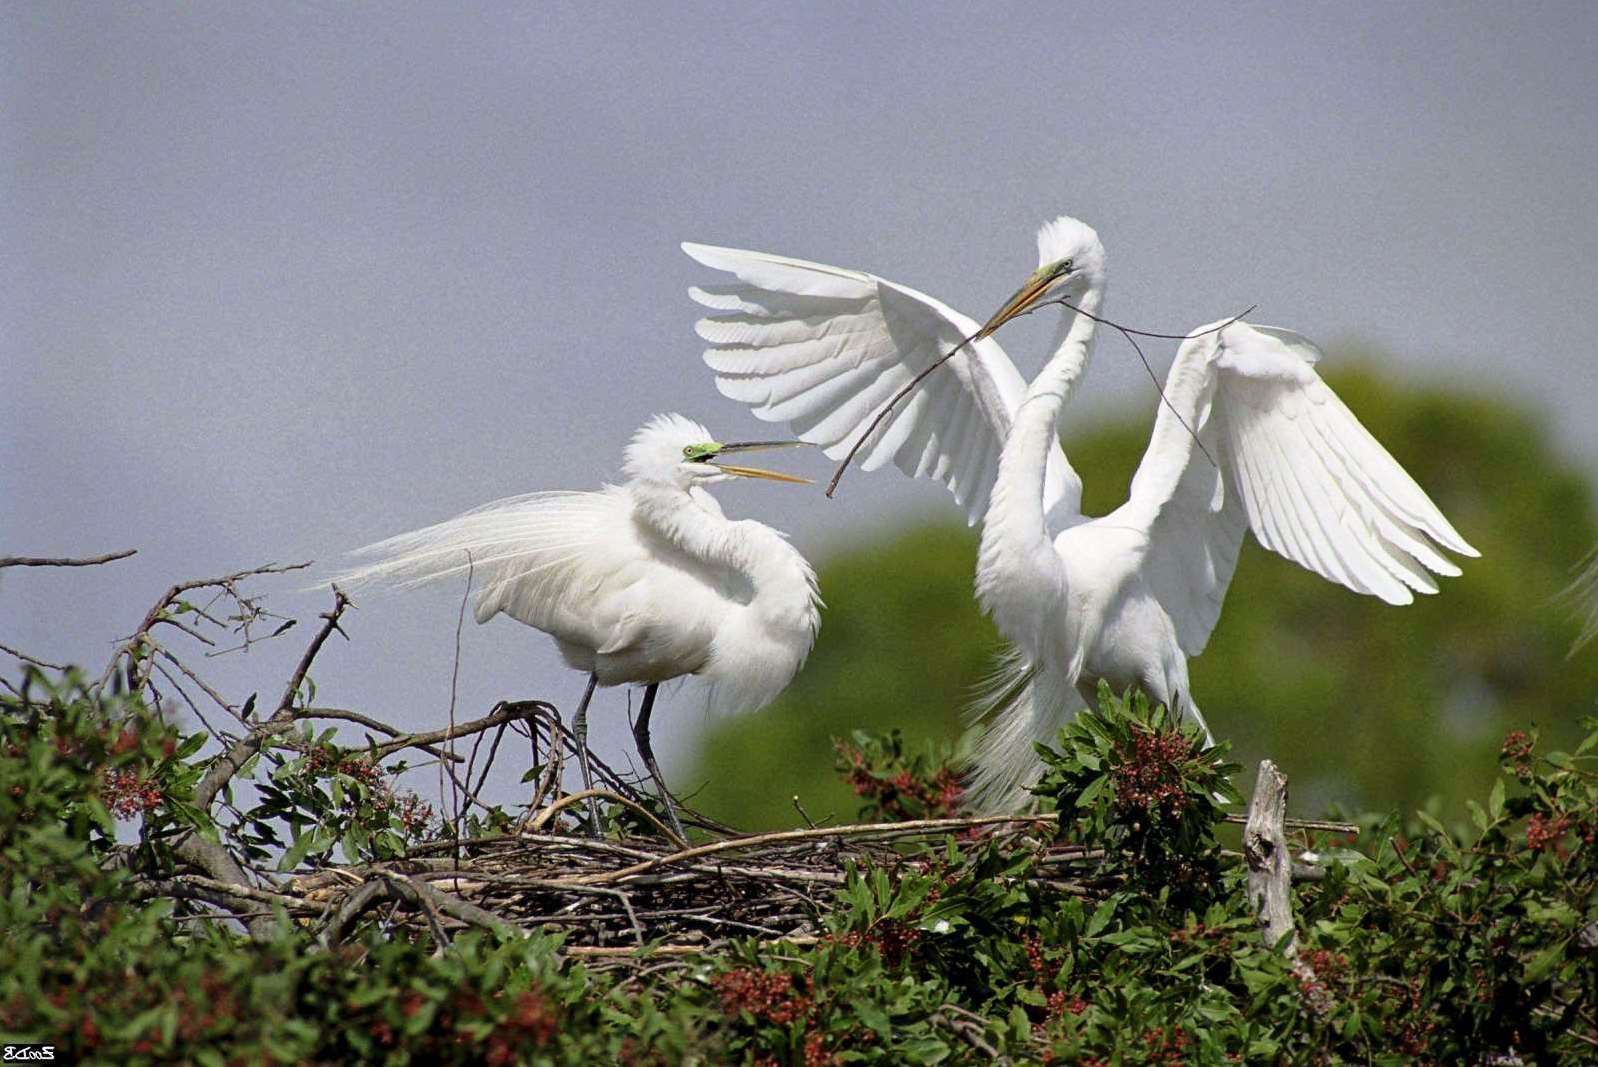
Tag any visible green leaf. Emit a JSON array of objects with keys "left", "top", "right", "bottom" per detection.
[
  {"left": 278, "top": 828, "right": 319, "bottom": 871},
  {"left": 1414, "top": 810, "right": 1452, "bottom": 841},
  {"left": 854, "top": 998, "right": 891, "bottom": 1037},
  {"left": 1524, "top": 939, "right": 1567, "bottom": 982},
  {"left": 898, "top": 1036, "right": 951, "bottom": 1063},
  {"left": 1085, "top": 898, "right": 1117, "bottom": 938}
]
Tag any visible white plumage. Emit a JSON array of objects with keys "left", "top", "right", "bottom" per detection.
[
  {"left": 1566, "top": 548, "right": 1598, "bottom": 654},
  {"left": 687, "top": 218, "right": 1477, "bottom": 809},
  {"left": 683, "top": 243, "right": 1080, "bottom": 528},
  {"left": 328, "top": 413, "right": 821, "bottom": 837}
]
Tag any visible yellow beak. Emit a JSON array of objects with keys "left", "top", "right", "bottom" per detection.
[
  {"left": 976, "top": 264, "right": 1071, "bottom": 340},
  {"left": 715, "top": 463, "right": 813, "bottom": 485},
  {"left": 710, "top": 440, "right": 813, "bottom": 484}
]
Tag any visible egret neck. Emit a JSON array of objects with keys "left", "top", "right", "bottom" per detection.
[{"left": 975, "top": 288, "right": 1102, "bottom": 660}]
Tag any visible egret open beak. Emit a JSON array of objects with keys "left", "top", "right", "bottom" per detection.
[
  {"left": 976, "top": 261, "right": 1074, "bottom": 340},
  {"left": 709, "top": 440, "right": 813, "bottom": 484}
]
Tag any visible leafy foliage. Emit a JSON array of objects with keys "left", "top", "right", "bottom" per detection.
[
  {"left": 1035, "top": 685, "right": 1242, "bottom": 905},
  {"left": 6, "top": 670, "right": 1595, "bottom": 1063},
  {"left": 833, "top": 729, "right": 966, "bottom": 822}
]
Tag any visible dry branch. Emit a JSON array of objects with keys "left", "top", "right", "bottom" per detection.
[{"left": 0, "top": 548, "right": 137, "bottom": 570}]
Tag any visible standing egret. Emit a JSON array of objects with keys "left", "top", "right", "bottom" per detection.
[
  {"left": 685, "top": 217, "right": 1477, "bottom": 809},
  {"left": 329, "top": 413, "right": 821, "bottom": 838}
]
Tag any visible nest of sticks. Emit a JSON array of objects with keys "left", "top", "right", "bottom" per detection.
[
  {"left": 29, "top": 566, "right": 1352, "bottom": 970},
  {"left": 272, "top": 698, "right": 1353, "bottom": 972}
]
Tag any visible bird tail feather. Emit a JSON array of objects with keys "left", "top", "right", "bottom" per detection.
[
  {"left": 962, "top": 646, "right": 1086, "bottom": 813},
  {"left": 319, "top": 491, "right": 608, "bottom": 624}
]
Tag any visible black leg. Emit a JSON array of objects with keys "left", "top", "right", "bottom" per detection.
[
  {"left": 631, "top": 683, "right": 687, "bottom": 842},
  {"left": 571, "top": 673, "right": 602, "bottom": 836}
]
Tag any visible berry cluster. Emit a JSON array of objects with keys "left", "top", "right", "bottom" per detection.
[
  {"left": 1111, "top": 724, "right": 1196, "bottom": 818},
  {"left": 715, "top": 969, "right": 813, "bottom": 1025},
  {"left": 482, "top": 991, "right": 559, "bottom": 1066},
  {"left": 1024, "top": 933, "right": 1088, "bottom": 1051},
  {"left": 102, "top": 768, "right": 163, "bottom": 818},
  {"left": 714, "top": 968, "right": 845, "bottom": 1067},
  {"left": 1500, "top": 730, "right": 1535, "bottom": 779},
  {"left": 832, "top": 918, "right": 923, "bottom": 966},
  {"left": 833, "top": 736, "right": 963, "bottom": 821},
  {"left": 303, "top": 747, "right": 434, "bottom": 837},
  {"left": 1525, "top": 811, "right": 1573, "bottom": 855},
  {"left": 1298, "top": 948, "right": 1348, "bottom": 1003}
]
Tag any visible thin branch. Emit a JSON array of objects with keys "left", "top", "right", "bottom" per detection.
[
  {"left": 155, "top": 646, "right": 238, "bottom": 718},
  {"left": 98, "top": 561, "right": 311, "bottom": 691},
  {"left": 133, "top": 874, "right": 309, "bottom": 912},
  {"left": 823, "top": 303, "right": 1251, "bottom": 498},
  {"left": 0, "top": 548, "right": 137, "bottom": 570},
  {"left": 298, "top": 705, "right": 472, "bottom": 763},
  {"left": 525, "top": 788, "right": 687, "bottom": 847},
  {"left": 323, "top": 872, "right": 524, "bottom": 946},
  {"left": 570, "top": 813, "right": 1048, "bottom": 885},
  {"left": 191, "top": 587, "right": 351, "bottom": 811},
  {"left": 446, "top": 557, "right": 473, "bottom": 855},
  {"left": 274, "top": 587, "right": 351, "bottom": 717},
  {"left": 566, "top": 936, "right": 821, "bottom": 959},
  {"left": 365, "top": 701, "right": 554, "bottom": 762},
  {"left": 0, "top": 641, "right": 67, "bottom": 672}
]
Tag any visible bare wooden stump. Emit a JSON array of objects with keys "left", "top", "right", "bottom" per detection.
[
  {"left": 1243, "top": 759, "right": 1330, "bottom": 1012},
  {"left": 1243, "top": 759, "right": 1297, "bottom": 953}
]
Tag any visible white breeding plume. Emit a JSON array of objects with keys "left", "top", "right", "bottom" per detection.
[
  {"left": 327, "top": 413, "right": 821, "bottom": 838},
  {"left": 686, "top": 217, "right": 1477, "bottom": 809},
  {"left": 1564, "top": 548, "right": 1598, "bottom": 654}
]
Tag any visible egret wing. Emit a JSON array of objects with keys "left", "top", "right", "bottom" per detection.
[
  {"left": 684, "top": 242, "right": 1078, "bottom": 526},
  {"left": 1110, "top": 320, "right": 1478, "bottom": 655},
  {"left": 328, "top": 488, "right": 659, "bottom": 655}
]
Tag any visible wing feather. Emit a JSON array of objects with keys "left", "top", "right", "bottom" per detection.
[
  {"left": 1110, "top": 320, "right": 1475, "bottom": 654},
  {"left": 684, "top": 241, "right": 1080, "bottom": 526},
  {"left": 325, "top": 488, "right": 658, "bottom": 654}
]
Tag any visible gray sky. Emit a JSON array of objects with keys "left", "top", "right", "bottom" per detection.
[{"left": 6, "top": 2, "right": 1597, "bottom": 809}]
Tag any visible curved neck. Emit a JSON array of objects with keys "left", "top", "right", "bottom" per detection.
[
  {"left": 630, "top": 483, "right": 814, "bottom": 608},
  {"left": 975, "top": 291, "right": 1101, "bottom": 653},
  {"left": 992, "top": 294, "right": 1100, "bottom": 543}
]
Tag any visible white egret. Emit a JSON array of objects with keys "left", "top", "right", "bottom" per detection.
[
  {"left": 685, "top": 217, "right": 1477, "bottom": 809},
  {"left": 328, "top": 413, "right": 821, "bottom": 837}
]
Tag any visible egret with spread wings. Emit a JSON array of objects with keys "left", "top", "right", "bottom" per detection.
[
  {"left": 328, "top": 414, "right": 821, "bottom": 838},
  {"left": 685, "top": 218, "right": 1477, "bottom": 809}
]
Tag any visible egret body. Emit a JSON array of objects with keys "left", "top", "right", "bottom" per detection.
[{"left": 330, "top": 413, "right": 821, "bottom": 837}]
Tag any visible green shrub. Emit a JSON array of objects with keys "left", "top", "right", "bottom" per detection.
[{"left": 3, "top": 671, "right": 1594, "bottom": 1063}]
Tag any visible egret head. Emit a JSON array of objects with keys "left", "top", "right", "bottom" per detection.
[
  {"left": 625, "top": 413, "right": 811, "bottom": 489},
  {"left": 976, "top": 215, "right": 1106, "bottom": 339}
]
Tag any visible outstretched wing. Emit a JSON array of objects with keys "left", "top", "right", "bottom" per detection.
[
  {"left": 684, "top": 242, "right": 1078, "bottom": 526},
  {"left": 1109, "top": 320, "right": 1478, "bottom": 655},
  {"left": 325, "top": 488, "right": 663, "bottom": 656}
]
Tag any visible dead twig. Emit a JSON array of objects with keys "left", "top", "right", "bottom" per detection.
[
  {"left": 191, "top": 587, "right": 351, "bottom": 811},
  {"left": 0, "top": 548, "right": 137, "bottom": 570}
]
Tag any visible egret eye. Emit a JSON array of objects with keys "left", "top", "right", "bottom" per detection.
[{"left": 682, "top": 443, "right": 721, "bottom": 463}]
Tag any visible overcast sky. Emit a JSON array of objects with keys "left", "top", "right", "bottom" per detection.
[{"left": 6, "top": 2, "right": 1596, "bottom": 810}]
